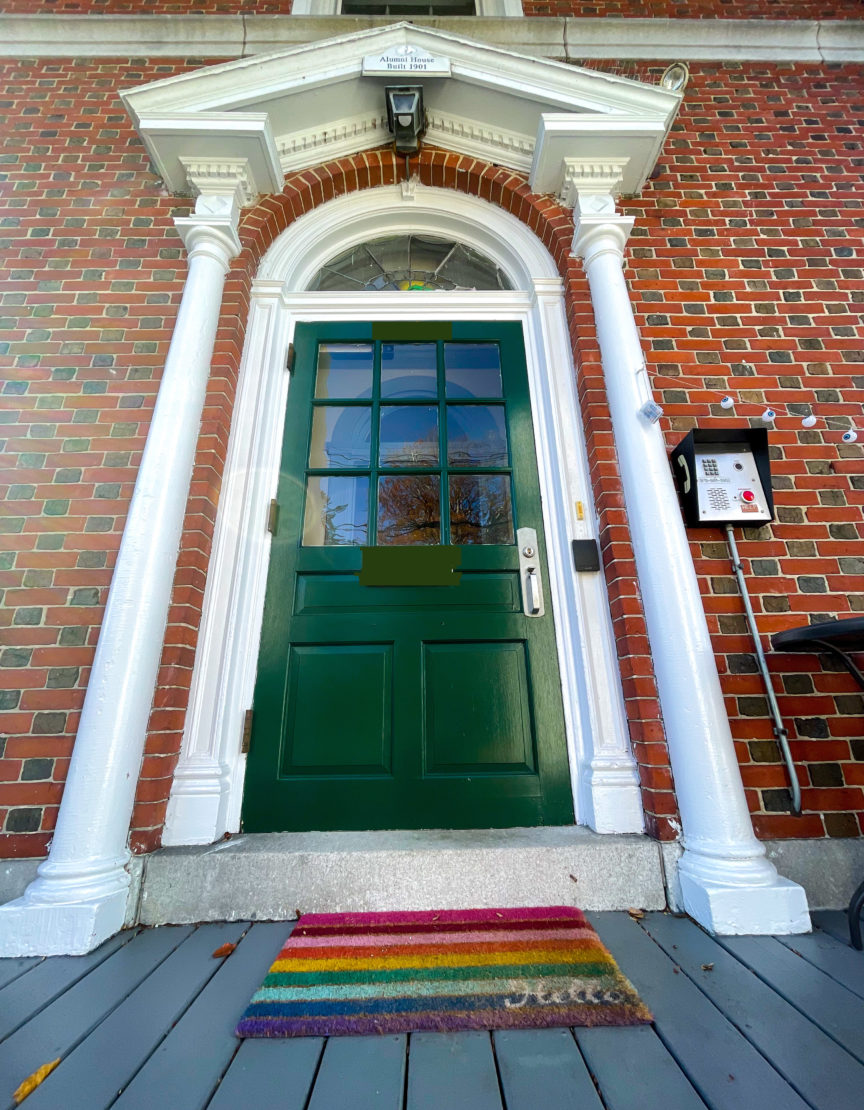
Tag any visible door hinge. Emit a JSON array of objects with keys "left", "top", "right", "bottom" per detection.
[
  {"left": 286, "top": 343, "right": 295, "bottom": 374},
  {"left": 241, "top": 708, "right": 254, "bottom": 754},
  {"left": 267, "top": 498, "right": 280, "bottom": 535}
]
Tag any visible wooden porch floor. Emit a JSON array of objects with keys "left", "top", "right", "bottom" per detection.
[{"left": 0, "top": 910, "right": 862, "bottom": 1109}]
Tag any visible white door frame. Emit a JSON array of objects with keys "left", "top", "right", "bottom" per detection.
[{"left": 163, "top": 184, "right": 644, "bottom": 845}]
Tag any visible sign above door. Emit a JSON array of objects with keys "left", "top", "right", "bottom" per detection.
[{"left": 362, "top": 45, "right": 452, "bottom": 77}]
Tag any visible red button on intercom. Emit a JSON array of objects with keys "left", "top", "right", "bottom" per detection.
[{"left": 741, "top": 490, "right": 756, "bottom": 503}]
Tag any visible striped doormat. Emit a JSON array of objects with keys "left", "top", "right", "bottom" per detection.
[{"left": 235, "top": 906, "right": 651, "bottom": 1037}]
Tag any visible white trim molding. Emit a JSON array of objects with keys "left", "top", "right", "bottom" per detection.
[
  {"left": 570, "top": 188, "right": 810, "bottom": 936},
  {"left": 3, "top": 15, "right": 864, "bottom": 62},
  {"left": 120, "top": 21, "right": 681, "bottom": 195},
  {"left": 163, "top": 184, "right": 644, "bottom": 850}
]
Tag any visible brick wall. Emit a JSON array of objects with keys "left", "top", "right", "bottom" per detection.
[
  {"left": 1, "top": 55, "right": 863, "bottom": 858},
  {"left": 1, "top": 1, "right": 863, "bottom": 17}
]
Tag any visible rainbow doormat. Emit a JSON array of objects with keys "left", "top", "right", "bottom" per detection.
[{"left": 235, "top": 907, "right": 651, "bottom": 1037}]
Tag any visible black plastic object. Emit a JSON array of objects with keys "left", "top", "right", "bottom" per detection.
[{"left": 571, "top": 539, "right": 601, "bottom": 572}]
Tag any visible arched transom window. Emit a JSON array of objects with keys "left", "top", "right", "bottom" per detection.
[{"left": 307, "top": 234, "right": 514, "bottom": 292}]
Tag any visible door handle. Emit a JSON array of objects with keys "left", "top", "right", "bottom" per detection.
[{"left": 517, "top": 527, "right": 544, "bottom": 617}]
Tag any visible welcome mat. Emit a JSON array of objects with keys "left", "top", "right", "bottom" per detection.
[{"left": 235, "top": 907, "right": 651, "bottom": 1037}]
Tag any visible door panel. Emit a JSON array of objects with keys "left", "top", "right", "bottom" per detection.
[{"left": 241, "top": 321, "right": 575, "bottom": 832}]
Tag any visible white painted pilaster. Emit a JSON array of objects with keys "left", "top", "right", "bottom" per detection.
[
  {"left": 571, "top": 195, "right": 810, "bottom": 935},
  {"left": 0, "top": 194, "right": 242, "bottom": 956}
]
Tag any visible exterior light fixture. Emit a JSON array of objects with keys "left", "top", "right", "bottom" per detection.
[
  {"left": 660, "top": 62, "right": 690, "bottom": 93},
  {"left": 385, "top": 86, "right": 425, "bottom": 154}
]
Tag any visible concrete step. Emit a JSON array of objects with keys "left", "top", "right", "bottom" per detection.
[{"left": 137, "top": 827, "right": 668, "bottom": 924}]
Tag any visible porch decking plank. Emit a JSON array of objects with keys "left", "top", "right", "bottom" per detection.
[
  {"left": 407, "top": 1032, "right": 502, "bottom": 1110},
  {"left": 19, "top": 923, "right": 248, "bottom": 1110},
  {"left": 493, "top": 1028, "right": 604, "bottom": 1110},
  {"left": 0, "top": 957, "right": 42, "bottom": 993},
  {"left": 307, "top": 1034, "right": 406, "bottom": 1110},
  {"left": 811, "top": 909, "right": 853, "bottom": 944},
  {"left": 207, "top": 1037, "right": 324, "bottom": 1110},
  {"left": 715, "top": 933, "right": 864, "bottom": 1062},
  {"left": 775, "top": 929, "right": 864, "bottom": 1001},
  {"left": 587, "top": 913, "right": 810, "bottom": 1110},
  {"left": 0, "top": 925, "right": 192, "bottom": 1110},
  {"left": 110, "top": 921, "right": 287, "bottom": 1110},
  {"left": 575, "top": 1026, "right": 707, "bottom": 1110},
  {"left": 639, "top": 912, "right": 864, "bottom": 1110},
  {"left": 0, "top": 928, "right": 132, "bottom": 1044}
]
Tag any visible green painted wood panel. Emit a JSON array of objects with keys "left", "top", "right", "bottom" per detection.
[{"left": 242, "top": 321, "right": 574, "bottom": 832}]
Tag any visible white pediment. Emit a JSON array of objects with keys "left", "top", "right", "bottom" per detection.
[{"left": 121, "top": 22, "right": 681, "bottom": 204}]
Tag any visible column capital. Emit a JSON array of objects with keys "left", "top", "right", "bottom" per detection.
[
  {"left": 174, "top": 213, "right": 242, "bottom": 267},
  {"left": 571, "top": 211, "right": 635, "bottom": 267},
  {"left": 560, "top": 156, "right": 629, "bottom": 209},
  {"left": 173, "top": 157, "right": 250, "bottom": 265}
]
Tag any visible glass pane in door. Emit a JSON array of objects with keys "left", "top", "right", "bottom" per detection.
[
  {"left": 449, "top": 474, "right": 514, "bottom": 544},
  {"left": 378, "top": 475, "right": 441, "bottom": 545}
]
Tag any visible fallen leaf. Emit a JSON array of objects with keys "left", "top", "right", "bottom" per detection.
[
  {"left": 212, "top": 942, "right": 237, "bottom": 959},
  {"left": 701, "top": 963, "right": 714, "bottom": 971},
  {"left": 13, "top": 1059, "right": 61, "bottom": 1104},
  {"left": 627, "top": 908, "right": 645, "bottom": 919}
]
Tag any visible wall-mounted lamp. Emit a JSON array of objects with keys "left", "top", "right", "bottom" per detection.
[
  {"left": 660, "top": 62, "right": 690, "bottom": 93},
  {"left": 385, "top": 86, "right": 425, "bottom": 155}
]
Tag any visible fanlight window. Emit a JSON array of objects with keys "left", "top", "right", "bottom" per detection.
[{"left": 307, "top": 234, "right": 513, "bottom": 292}]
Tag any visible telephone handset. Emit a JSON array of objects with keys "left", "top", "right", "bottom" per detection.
[{"left": 676, "top": 454, "right": 691, "bottom": 494}]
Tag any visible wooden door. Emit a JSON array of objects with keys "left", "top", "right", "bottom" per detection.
[{"left": 241, "top": 321, "right": 574, "bottom": 831}]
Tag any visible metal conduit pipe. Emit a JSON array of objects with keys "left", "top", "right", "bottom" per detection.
[{"left": 725, "top": 524, "right": 802, "bottom": 815}]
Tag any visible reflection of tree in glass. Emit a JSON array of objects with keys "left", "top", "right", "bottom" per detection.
[
  {"left": 320, "top": 491, "right": 365, "bottom": 546},
  {"left": 378, "top": 475, "right": 440, "bottom": 546},
  {"left": 450, "top": 475, "right": 513, "bottom": 545}
]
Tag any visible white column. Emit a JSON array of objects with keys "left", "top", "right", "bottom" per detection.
[
  {"left": 0, "top": 195, "right": 242, "bottom": 956},
  {"left": 572, "top": 199, "right": 810, "bottom": 934}
]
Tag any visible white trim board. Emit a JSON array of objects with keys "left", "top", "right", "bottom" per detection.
[
  {"left": 3, "top": 15, "right": 863, "bottom": 61},
  {"left": 163, "top": 184, "right": 644, "bottom": 847}
]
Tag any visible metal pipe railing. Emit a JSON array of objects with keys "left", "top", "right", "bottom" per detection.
[{"left": 725, "top": 524, "right": 801, "bottom": 815}]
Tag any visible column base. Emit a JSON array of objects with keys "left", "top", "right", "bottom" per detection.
[
  {"left": 0, "top": 860, "right": 133, "bottom": 957},
  {"left": 0, "top": 887, "right": 129, "bottom": 956},
  {"left": 679, "top": 869, "right": 811, "bottom": 935}
]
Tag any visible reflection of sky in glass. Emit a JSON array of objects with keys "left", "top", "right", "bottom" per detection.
[
  {"left": 447, "top": 406, "right": 508, "bottom": 468},
  {"left": 315, "top": 343, "right": 373, "bottom": 399},
  {"left": 381, "top": 343, "right": 438, "bottom": 399},
  {"left": 444, "top": 344, "right": 503, "bottom": 398},
  {"left": 303, "top": 475, "right": 369, "bottom": 546},
  {"left": 450, "top": 474, "right": 514, "bottom": 545},
  {"left": 378, "top": 475, "right": 440, "bottom": 546},
  {"left": 379, "top": 406, "right": 439, "bottom": 466},
  {"left": 308, "top": 406, "right": 371, "bottom": 468}
]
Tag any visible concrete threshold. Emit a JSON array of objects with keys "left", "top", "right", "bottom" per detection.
[{"left": 137, "top": 826, "right": 667, "bottom": 925}]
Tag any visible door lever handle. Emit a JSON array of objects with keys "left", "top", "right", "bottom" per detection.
[
  {"left": 525, "top": 568, "right": 541, "bottom": 615},
  {"left": 517, "top": 527, "right": 544, "bottom": 617}
]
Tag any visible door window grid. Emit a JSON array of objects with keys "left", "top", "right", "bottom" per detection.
[{"left": 302, "top": 340, "right": 515, "bottom": 546}]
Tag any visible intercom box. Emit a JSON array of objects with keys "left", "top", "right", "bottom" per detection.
[{"left": 671, "top": 428, "right": 774, "bottom": 526}]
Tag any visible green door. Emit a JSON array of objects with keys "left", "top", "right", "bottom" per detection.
[{"left": 241, "top": 321, "right": 575, "bottom": 831}]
